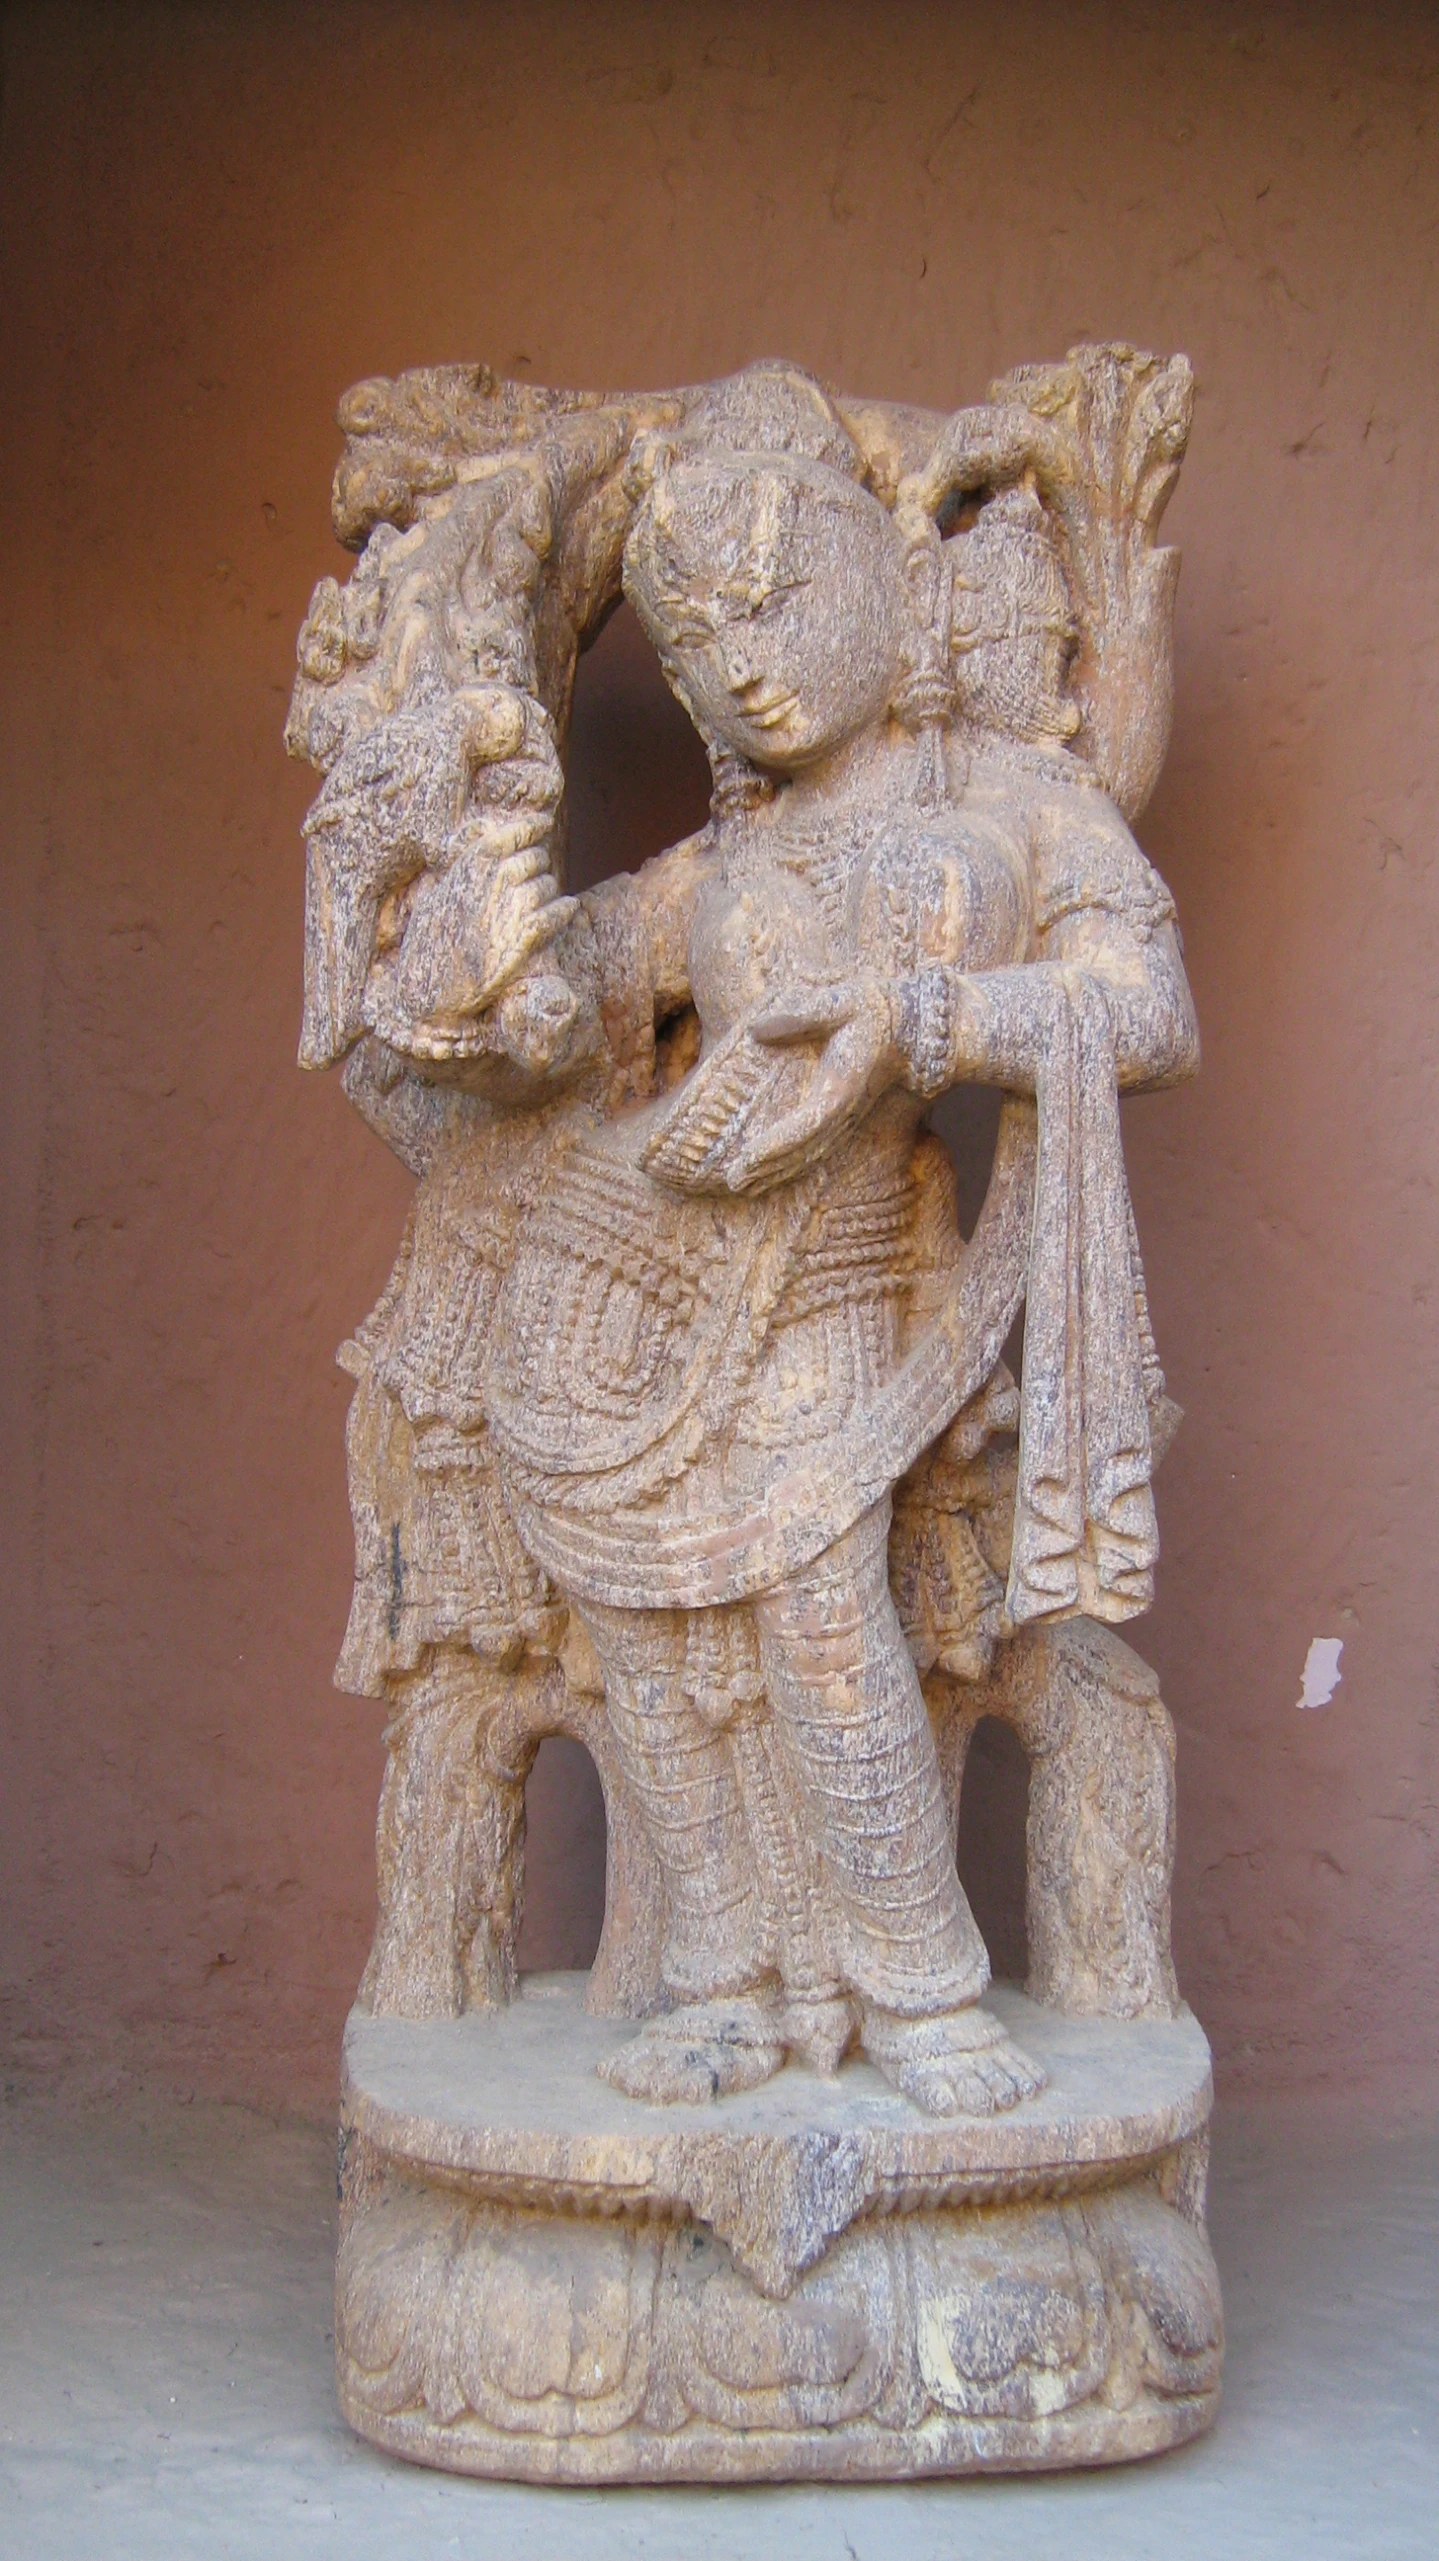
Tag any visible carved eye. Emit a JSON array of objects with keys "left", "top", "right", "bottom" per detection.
[{"left": 752, "top": 579, "right": 804, "bottom": 623}]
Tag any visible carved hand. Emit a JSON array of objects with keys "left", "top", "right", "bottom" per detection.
[
  {"left": 892, "top": 950, "right": 1198, "bottom": 1100},
  {"left": 751, "top": 966, "right": 1068, "bottom": 1125},
  {"left": 300, "top": 682, "right": 559, "bottom": 1067},
  {"left": 733, "top": 976, "right": 907, "bottom": 1190},
  {"left": 385, "top": 832, "right": 577, "bottom": 1051}
]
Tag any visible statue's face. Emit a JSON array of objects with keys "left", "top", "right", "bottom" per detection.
[{"left": 627, "top": 458, "right": 907, "bottom": 771}]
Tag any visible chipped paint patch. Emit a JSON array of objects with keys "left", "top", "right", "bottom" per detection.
[{"left": 1297, "top": 1637, "right": 1343, "bottom": 1709}]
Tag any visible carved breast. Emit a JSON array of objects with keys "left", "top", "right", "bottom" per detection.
[
  {"left": 688, "top": 863, "right": 818, "bottom": 1039},
  {"left": 687, "top": 803, "right": 1031, "bottom": 1042},
  {"left": 854, "top": 810, "right": 1030, "bottom": 980}
]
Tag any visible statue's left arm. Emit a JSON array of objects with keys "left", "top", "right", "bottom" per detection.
[
  {"left": 898, "top": 798, "right": 1196, "bottom": 1630},
  {"left": 896, "top": 803, "right": 1198, "bottom": 1104},
  {"left": 724, "top": 805, "right": 1194, "bottom": 1197}
]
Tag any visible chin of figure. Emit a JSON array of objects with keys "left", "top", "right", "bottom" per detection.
[{"left": 862, "top": 2002, "right": 1047, "bottom": 2119}]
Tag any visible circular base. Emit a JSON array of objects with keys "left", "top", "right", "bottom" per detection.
[{"left": 337, "top": 1975, "right": 1222, "bottom": 2483}]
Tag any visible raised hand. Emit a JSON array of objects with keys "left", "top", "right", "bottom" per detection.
[
  {"left": 383, "top": 834, "right": 577, "bottom": 1054},
  {"left": 299, "top": 682, "right": 568, "bottom": 1068}
]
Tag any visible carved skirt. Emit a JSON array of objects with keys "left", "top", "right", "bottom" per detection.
[{"left": 485, "top": 1115, "right": 917, "bottom": 1610}]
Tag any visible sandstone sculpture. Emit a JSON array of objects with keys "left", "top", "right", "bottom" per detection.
[{"left": 289, "top": 344, "right": 1220, "bottom": 2480}]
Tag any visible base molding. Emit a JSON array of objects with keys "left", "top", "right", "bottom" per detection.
[{"left": 336, "top": 1977, "right": 1222, "bottom": 2483}]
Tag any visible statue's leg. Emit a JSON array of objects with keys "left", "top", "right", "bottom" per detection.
[
  {"left": 753, "top": 1502, "right": 1045, "bottom": 2118},
  {"left": 579, "top": 1598, "right": 785, "bottom": 2102},
  {"left": 359, "top": 1649, "right": 510, "bottom": 2021},
  {"left": 726, "top": 1715, "right": 856, "bottom": 2075}
]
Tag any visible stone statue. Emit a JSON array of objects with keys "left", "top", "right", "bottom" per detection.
[{"left": 289, "top": 345, "right": 1223, "bottom": 2481}]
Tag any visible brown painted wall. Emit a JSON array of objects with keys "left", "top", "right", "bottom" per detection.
[{"left": 4, "top": 0, "right": 1437, "bottom": 2110}]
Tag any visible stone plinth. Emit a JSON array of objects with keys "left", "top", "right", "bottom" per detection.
[{"left": 336, "top": 1975, "right": 1221, "bottom": 2482}]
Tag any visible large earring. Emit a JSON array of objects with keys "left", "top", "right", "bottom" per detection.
[
  {"left": 892, "top": 528, "right": 957, "bottom": 812},
  {"left": 708, "top": 742, "right": 772, "bottom": 821}
]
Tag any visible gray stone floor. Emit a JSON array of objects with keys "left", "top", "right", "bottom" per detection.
[{"left": 1, "top": 2073, "right": 1434, "bottom": 2559}]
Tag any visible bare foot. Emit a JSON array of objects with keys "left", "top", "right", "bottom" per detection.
[
  {"left": 598, "top": 1996, "right": 786, "bottom": 2105},
  {"left": 862, "top": 2002, "right": 1046, "bottom": 2118}
]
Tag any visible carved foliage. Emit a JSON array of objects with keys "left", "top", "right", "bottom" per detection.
[
  {"left": 335, "top": 2169, "right": 1222, "bottom": 2453},
  {"left": 986, "top": 343, "right": 1195, "bottom": 820}
]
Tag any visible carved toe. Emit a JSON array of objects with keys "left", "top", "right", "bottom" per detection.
[
  {"left": 597, "top": 2000, "right": 788, "bottom": 2105},
  {"left": 864, "top": 2002, "right": 1047, "bottom": 2119}
]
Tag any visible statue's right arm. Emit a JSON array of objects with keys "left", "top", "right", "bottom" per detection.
[{"left": 580, "top": 826, "right": 717, "bottom": 1042}]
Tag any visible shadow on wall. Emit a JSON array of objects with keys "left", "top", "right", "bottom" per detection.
[
  {"left": 564, "top": 600, "right": 712, "bottom": 896},
  {"left": 957, "top": 1718, "right": 1029, "bottom": 1985}
]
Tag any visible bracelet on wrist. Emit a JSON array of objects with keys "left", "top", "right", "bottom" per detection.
[{"left": 900, "top": 968, "right": 954, "bottom": 1099}]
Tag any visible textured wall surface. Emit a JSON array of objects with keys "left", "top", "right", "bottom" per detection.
[{"left": 4, "top": 0, "right": 1436, "bottom": 2109}]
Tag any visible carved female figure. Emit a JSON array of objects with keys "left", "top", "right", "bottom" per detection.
[
  {"left": 484, "top": 381, "right": 1197, "bottom": 2115},
  {"left": 295, "top": 353, "right": 1225, "bottom": 2483}
]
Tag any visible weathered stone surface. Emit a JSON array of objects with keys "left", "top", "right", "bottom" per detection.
[
  {"left": 290, "top": 342, "right": 1217, "bottom": 2478},
  {"left": 336, "top": 1977, "right": 1220, "bottom": 2479}
]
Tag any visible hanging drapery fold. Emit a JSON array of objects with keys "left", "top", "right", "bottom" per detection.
[{"left": 1006, "top": 968, "right": 1158, "bottom": 1626}]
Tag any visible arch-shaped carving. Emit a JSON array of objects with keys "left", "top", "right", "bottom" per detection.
[
  {"left": 951, "top": 1712, "right": 1030, "bottom": 1986},
  {"left": 925, "top": 1619, "right": 1180, "bottom": 2022},
  {"left": 355, "top": 1641, "right": 665, "bottom": 2027},
  {"left": 484, "top": 1639, "right": 666, "bottom": 2019}
]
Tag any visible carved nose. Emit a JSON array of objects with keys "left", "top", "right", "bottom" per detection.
[{"left": 718, "top": 632, "right": 758, "bottom": 694}]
